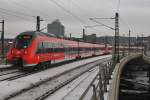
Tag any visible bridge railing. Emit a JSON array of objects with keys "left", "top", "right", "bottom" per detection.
[
  {"left": 143, "top": 53, "right": 150, "bottom": 63},
  {"left": 77, "top": 53, "right": 142, "bottom": 100},
  {"left": 79, "top": 60, "right": 113, "bottom": 100},
  {"left": 108, "top": 54, "right": 142, "bottom": 100}
]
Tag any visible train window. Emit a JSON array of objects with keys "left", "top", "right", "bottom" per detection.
[
  {"left": 52, "top": 43, "right": 64, "bottom": 53},
  {"left": 36, "top": 42, "right": 65, "bottom": 53},
  {"left": 48, "top": 43, "right": 53, "bottom": 48},
  {"left": 36, "top": 42, "right": 43, "bottom": 53},
  {"left": 43, "top": 42, "right": 48, "bottom": 49},
  {"left": 39, "top": 43, "right": 43, "bottom": 49},
  {"left": 15, "top": 35, "right": 33, "bottom": 49}
]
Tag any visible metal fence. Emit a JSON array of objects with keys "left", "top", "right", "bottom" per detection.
[{"left": 79, "top": 60, "right": 113, "bottom": 100}]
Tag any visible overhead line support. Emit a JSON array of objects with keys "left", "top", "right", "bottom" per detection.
[
  {"left": 114, "top": 12, "right": 120, "bottom": 63},
  {"left": 128, "top": 30, "right": 131, "bottom": 55},
  {"left": 0, "top": 20, "right": 4, "bottom": 59},
  {"left": 36, "top": 16, "right": 43, "bottom": 32}
]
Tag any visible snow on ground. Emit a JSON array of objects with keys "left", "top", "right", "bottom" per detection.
[
  {"left": 10, "top": 63, "right": 101, "bottom": 100},
  {"left": 0, "top": 69, "right": 18, "bottom": 76},
  {"left": 45, "top": 68, "right": 97, "bottom": 100},
  {"left": 0, "top": 71, "right": 23, "bottom": 81},
  {"left": 103, "top": 70, "right": 116, "bottom": 100},
  {"left": 0, "top": 64, "right": 11, "bottom": 69},
  {"left": 80, "top": 77, "right": 99, "bottom": 100},
  {"left": 61, "top": 69, "right": 99, "bottom": 100},
  {"left": 0, "top": 55, "right": 111, "bottom": 100}
]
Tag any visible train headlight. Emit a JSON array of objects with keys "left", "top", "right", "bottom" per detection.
[{"left": 24, "top": 50, "right": 27, "bottom": 54}]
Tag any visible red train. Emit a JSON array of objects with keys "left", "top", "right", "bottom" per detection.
[{"left": 6, "top": 31, "right": 111, "bottom": 69}]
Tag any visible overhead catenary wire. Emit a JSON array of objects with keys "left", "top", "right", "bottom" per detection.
[
  {"left": 69, "top": 0, "right": 115, "bottom": 32},
  {"left": 45, "top": 0, "right": 102, "bottom": 36},
  {"left": 90, "top": 18, "right": 115, "bottom": 30},
  {"left": 117, "top": 0, "right": 121, "bottom": 12},
  {"left": 0, "top": 9, "right": 34, "bottom": 20},
  {"left": 69, "top": 0, "right": 91, "bottom": 19},
  {"left": 0, "top": 0, "right": 134, "bottom": 38},
  {"left": 0, "top": 7, "right": 36, "bottom": 18},
  {"left": 61, "top": 0, "right": 111, "bottom": 34},
  {"left": 33, "top": 0, "right": 89, "bottom": 33},
  {"left": 1, "top": 0, "right": 113, "bottom": 35},
  {"left": 0, "top": 16, "right": 3, "bottom": 20},
  {"left": 47, "top": 0, "right": 86, "bottom": 25},
  {"left": 66, "top": 0, "right": 103, "bottom": 33},
  {"left": 116, "top": 0, "right": 133, "bottom": 33},
  {"left": 7, "top": 0, "right": 52, "bottom": 19},
  {"left": 0, "top": 1, "right": 55, "bottom": 31},
  {"left": 119, "top": 16, "right": 132, "bottom": 31},
  {"left": 116, "top": 0, "right": 132, "bottom": 30},
  {"left": 91, "top": 18, "right": 115, "bottom": 20}
]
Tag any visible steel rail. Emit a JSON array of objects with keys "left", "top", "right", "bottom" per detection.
[{"left": 5, "top": 58, "right": 111, "bottom": 100}]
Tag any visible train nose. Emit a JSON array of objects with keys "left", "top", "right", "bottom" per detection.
[
  {"left": 13, "top": 49, "right": 25, "bottom": 57},
  {"left": 16, "top": 51, "right": 21, "bottom": 55},
  {"left": 14, "top": 51, "right": 21, "bottom": 57}
]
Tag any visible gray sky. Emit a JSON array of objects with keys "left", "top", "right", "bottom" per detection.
[{"left": 0, "top": 0, "right": 150, "bottom": 38}]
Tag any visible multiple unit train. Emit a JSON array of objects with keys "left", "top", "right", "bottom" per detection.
[
  {"left": 6, "top": 31, "right": 141, "bottom": 69},
  {"left": 6, "top": 31, "right": 110, "bottom": 69}
]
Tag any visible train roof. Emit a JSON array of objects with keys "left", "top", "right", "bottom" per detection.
[
  {"left": 17, "top": 31, "right": 105, "bottom": 48},
  {"left": 18, "top": 31, "right": 57, "bottom": 38}
]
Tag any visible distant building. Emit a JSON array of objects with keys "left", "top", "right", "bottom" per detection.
[
  {"left": 47, "top": 19, "right": 65, "bottom": 37},
  {"left": 82, "top": 34, "right": 97, "bottom": 43},
  {"left": 82, "top": 33, "right": 140, "bottom": 46}
]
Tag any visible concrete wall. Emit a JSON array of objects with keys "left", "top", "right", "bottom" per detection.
[
  {"left": 108, "top": 54, "right": 142, "bottom": 100},
  {"left": 143, "top": 54, "right": 150, "bottom": 63}
]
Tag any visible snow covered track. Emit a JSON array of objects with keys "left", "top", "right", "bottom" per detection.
[
  {"left": 0, "top": 55, "right": 111, "bottom": 100},
  {"left": 46, "top": 62, "right": 110, "bottom": 100},
  {"left": 0, "top": 68, "right": 42, "bottom": 82},
  {"left": 0, "top": 69, "right": 19, "bottom": 76},
  {"left": 0, "top": 56, "right": 110, "bottom": 82},
  {"left": 47, "top": 67, "right": 100, "bottom": 100},
  {"left": 0, "top": 71, "right": 35, "bottom": 81},
  {"left": 0, "top": 65, "right": 14, "bottom": 72},
  {"left": 0, "top": 70, "right": 24, "bottom": 81},
  {"left": 5, "top": 57, "right": 111, "bottom": 100}
]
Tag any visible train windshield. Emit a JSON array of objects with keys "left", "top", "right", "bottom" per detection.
[{"left": 15, "top": 35, "right": 33, "bottom": 49}]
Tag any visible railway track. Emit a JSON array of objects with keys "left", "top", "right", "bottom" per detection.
[
  {"left": 4, "top": 57, "right": 111, "bottom": 100},
  {"left": 0, "top": 71, "right": 35, "bottom": 81},
  {"left": 0, "top": 69, "right": 19, "bottom": 76},
  {"left": 47, "top": 67, "right": 99, "bottom": 100},
  {"left": 0, "top": 65, "right": 15, "bottom": 72},
  {"left": 0, "top": 55, "right": 109, "bottom": 83},
  {"left": 0, "top": 70, "right": 30, "bottom": 81}
]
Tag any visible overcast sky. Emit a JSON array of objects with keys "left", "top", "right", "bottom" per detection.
[{"left": 0, "top": 0, "right": 150, "bottom": 38}]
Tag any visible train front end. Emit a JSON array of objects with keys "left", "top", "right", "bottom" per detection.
[{"left": 6, "top": 32, "right": 37, "bottom": 68}]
